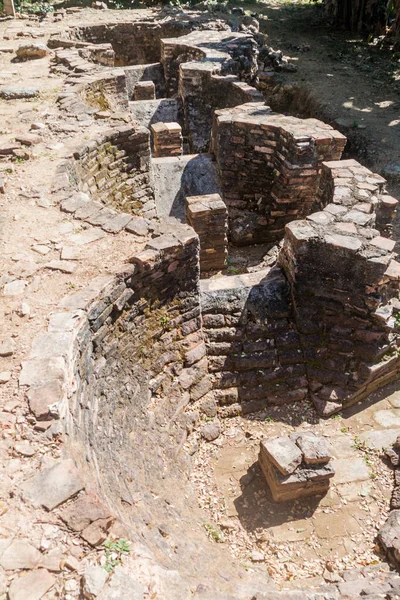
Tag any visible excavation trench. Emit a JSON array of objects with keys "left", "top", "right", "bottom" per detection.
[{"left": 24, "top": 14, "right": 400, "bottom": 596}]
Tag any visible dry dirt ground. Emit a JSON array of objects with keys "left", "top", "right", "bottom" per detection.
[{"left": 0, "top": 2, "right": 400, "bottom": 597}]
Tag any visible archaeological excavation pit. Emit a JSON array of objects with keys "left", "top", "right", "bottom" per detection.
[{"left": 11, "top": 10, "right": 400, "bottom": 599}]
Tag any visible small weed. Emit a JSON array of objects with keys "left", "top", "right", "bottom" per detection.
[
  {"left": 202, "top": 523, "right": 225, "bottom": 543},
  {"left": 264, "top": 416, "right": 275, "bottom": 423},
  {"left": 14, "top": 157, "right": 25, "bottom": 164},
  {"left": 331, "top": 413, "right": 343, "bottom": 420},
  {"left": 159, "top": 315, "right": 169, "bottom": 329},
  {"left": 395, "top": 312, "right": 400, "bottom": 327},
  {"left": 66, "top": 282, "right": 76, "bottom": 290},
  {"left": 340, "top": 427, "right": 349, "bottom": 433},
  {"left": 227, "top": 266, "right": 240, "bottom": 275},
  {"left": 103, "top": 539, "right": 131, "bottom": 573}
]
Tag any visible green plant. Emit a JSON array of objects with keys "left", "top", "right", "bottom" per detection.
[
  {"left": 340, "top": 427, "right": 349, "bottom": 433},
  {"left": 159, "top": 315, "right": 169, "bottom": 329},
  {"left": 202, "top": 523, "right": 225, "bottom": 543},
  {"left": 103, "top": 539, "right": 131, "bottom": 573},
  {"left": 395, "top": 312, "right": 400, "bottom": 327},
  {"left": 264, "top": 416, "right": 275, "bottom": 423},
  {"left": 331, "top": 413, "right": 343, "bottom": 420}
]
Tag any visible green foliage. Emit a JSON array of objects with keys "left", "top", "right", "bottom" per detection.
[
  {"left": 14, "top": 0, "right": 54, "bottom": 14},
  {"left": 103, "top": 539, "right": 131, "bottom": 573},
  {"left": 395, "top": 311, "right": 400, "bottom": 327},
  {"left": 202, "top": 522, "right": 226, "bottom": 543}
]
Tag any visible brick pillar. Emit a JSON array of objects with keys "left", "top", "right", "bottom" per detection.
[
  {"left": 151, "top": 122, "right": 182, "bottom": 158},
  {"left": 4, "top": 0, "right": 15, "bottom": 16},
  {"left": 186, "top": 193, "right": 228, "bottom": 272},
  {"left": 133, "top": 81, "right": 155, "bottom": 101}
]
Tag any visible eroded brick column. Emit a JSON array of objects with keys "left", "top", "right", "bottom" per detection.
[
  {"left": 151, "top": 122, "right": 182, "bottom": 158},
  {"left": 133, "top": 81, "right": 155, "bottom": 101},
  {"left": 186, "top": 194, "right": 228, "bottom": 272}
]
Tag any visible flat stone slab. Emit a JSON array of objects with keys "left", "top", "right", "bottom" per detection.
[
  {"left": 20, "top": 459, "right": 84, "bottom": 510},
  {"left": 358, "top": 428, "right": 400, "bottom": 450},
  {"left": 331, "top": 457, "right": 370, "bottom": 485},
  {"left": 374, "top": 410, "right": 400, "bottom": 428},
  {"left": 260, "top": 435, "right": 302, "bottom": 475},
  {"left": 290, "top": 431, "right": 331, "bottom": 465},
  {"left": 0, "top": 539, "right": 41, "bottom": 570},
  {"left": 8, "top": 568, "right": 55, "bottom": 600},
  {"left": 0, "top": 86, "right": 40, "bottom": 99}
]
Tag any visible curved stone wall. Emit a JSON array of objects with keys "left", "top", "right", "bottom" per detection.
[
  {"left": 64, "top": 124, "right": 156, "bottom": 219},
  {"left": 49, "top": 18, "right": 219, "bottom": 66},
  {"left": 280, "top": 158, "right": 400, "bottom": 416},
  {"left": 16, "top": 12, "right": 400, "bottom": 598}
]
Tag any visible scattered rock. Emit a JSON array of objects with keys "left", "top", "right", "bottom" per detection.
[
  {"left": 31, "top": 122, "right": 46, "bottom": 131},
  {"left": 60, "top": 492, "right": 113, "bottom": 532},
  {"left": 40, "top": 548, "right": 63, "bottom": 572},
  {"left": 27, "top": 379, "right": 64, "bottom": 420},
  {"left": 0, "top": 87, "right": 40, "bottom": 100},
  {"left": 14, "top": 440, "right": 35, "bottom": 457},
  {"left": 16, "top": 43, "right": 48, "bottom": 60},
  {"left": 0, "top": 143, "right": 20, "bottom": 155},
  {"left": 81, "top": 517, "right": 114, "bottom": 546},
  {"left": 32, "top": 244, "right": 51, "bottom": 255},
  {"left": 20, "top": 459, "right": 84, "bottom": 510},
  {"left": 3, "top": 279, "right": 27, "bottom": 296},
  {"left": 8, "top": 568, "right": 55, "bottom": 600},
  {"left": 200, "top": 419, "right": 221, "bottom": 441},
  {"left": 0, "top": 337, "right": 15, "bottom": 357},
  {"left": 12, "top": 148, "right": 30, "bottom": 160},
  {"left": 100, "top": 565, "right": 145, "bottom": 600},
  {"left": 18, "top": 302, "right": 31, "bottom": 317},
  {"left": 45, "top": 260, "right": 76, "bottom": 274},
  {"left": 15, "top": 133, "right": 42, "bottom": 147},
  {"left": 82, "top": 565, "right": 108, "bottom": 599},
  {"left": 0, "top": 539, "right": 41, "bottom": 570},
  {"left": 251, "top": 550, "right": 265, "bottom": 562},
  {"left": 0, "top": 372, "right": 11, "bottom": 384}
]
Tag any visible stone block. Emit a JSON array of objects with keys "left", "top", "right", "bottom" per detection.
[
  {"left": 259, "top": 432, "right": 334, "bottom": 502},
  {"left": 260, "top": 436, "right": 302, "bottom": 475}
]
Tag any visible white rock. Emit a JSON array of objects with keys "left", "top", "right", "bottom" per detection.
[
  {"left": 0, "top": 371, "right": 11, "bottom": 384},
  {"left": 83, "top": 565, "right": 108, "bottom": 598},
  {"left": 3, "top": 280, "right": 27, "bottom": 296}
]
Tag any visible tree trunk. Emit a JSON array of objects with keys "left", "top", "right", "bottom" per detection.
[{"left": 324, "top": 0, "right": 388, "bottom": 35}]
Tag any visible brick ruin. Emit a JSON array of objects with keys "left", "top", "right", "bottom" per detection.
[{"left": 10, "top": 10, "right": 400, "bottom": 598}]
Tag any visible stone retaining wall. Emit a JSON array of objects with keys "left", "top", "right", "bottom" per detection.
[{"left": 66, "top": 124, "right": 156, "bottom": 218}]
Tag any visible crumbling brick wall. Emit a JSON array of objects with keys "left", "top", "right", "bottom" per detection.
[
  {"left": 200, "top": 268, "right": 307, "bottom": 417},
  {"left": 212, "top": 102, "right": 346, "bottom": 245},
  {"left": 69, "top": 125, "right": 156, "bottom": 218},
  {"left": 279, "top": 159, "right": 400, "bottom": 416}
]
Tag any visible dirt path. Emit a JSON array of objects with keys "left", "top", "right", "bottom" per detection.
[{"left": 251, "top": 1, "right": 400, "bottom": 197}]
